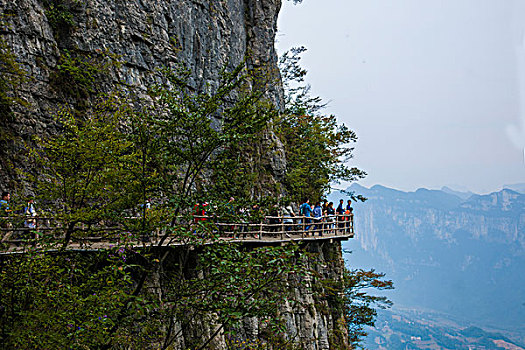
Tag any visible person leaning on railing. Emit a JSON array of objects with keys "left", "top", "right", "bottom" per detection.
[
  {"left": 345, "top": 199, "right": 353, "bottom": 233},
  {"left": 193, "top": 200, "right": 208, "bottom": 223}
]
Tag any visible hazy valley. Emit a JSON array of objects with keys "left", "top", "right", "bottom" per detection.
[{"left": 331, "top": 184, "right": 525, "bottom": 348}]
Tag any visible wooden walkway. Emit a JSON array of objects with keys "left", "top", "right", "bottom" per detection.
[{"left": 0, "top": 214, "right": 355, "bottom": 254}]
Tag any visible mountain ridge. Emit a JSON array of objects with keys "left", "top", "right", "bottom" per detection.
[{"left": 334, "top": 184, "right": 525, "bottom": 339}]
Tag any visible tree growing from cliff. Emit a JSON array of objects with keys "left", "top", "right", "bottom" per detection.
[
  {"left": 344, "top": 269, "right": 394, "bottom": 348},
  {"left": 27, "top": 93, "right": 147, "bottom": 248},
  {"left": 146, "top": 63, "right": 277, "bottom": 222},
  {"left": 277, "top": 47, "right": 366, "bottom": 203}
]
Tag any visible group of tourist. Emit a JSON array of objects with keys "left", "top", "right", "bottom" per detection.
[
  {"left": 1, "top": 190, "right": 354, "bottom": 242},
  {"left": 191, "top": 197, "right": 354, "bottom": 238},
  {"left": 290, "top": 198, "right": 353, "bottom": 235}
]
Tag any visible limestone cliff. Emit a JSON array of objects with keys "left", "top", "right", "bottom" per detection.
[
  {"left": 0, "top": 0, "right": 286, "bottom": 188},
  {"left": 0, "top": 1, "right": 351, "bottom": 348},
  {"left": 152, "top": 241, "right": 349, "bottom": 350}
]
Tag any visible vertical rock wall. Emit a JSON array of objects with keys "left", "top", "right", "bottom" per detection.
[
  {"left": 0, "top": 0, "right": 286, "bottom": 188},
  {"left": 154, "top": 241, "right": 349, "bottom": 349},
  {"left": 282, "top": 241, "right": 349, "bottom": 349}
]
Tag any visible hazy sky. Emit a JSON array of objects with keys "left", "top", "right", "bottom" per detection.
[{"left": 276, "top": 0, "right": 525, "bottom": 194}]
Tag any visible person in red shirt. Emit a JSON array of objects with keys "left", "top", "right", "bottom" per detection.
[{"left": 193, "top": 200, "right": 208, "bottom": 223}]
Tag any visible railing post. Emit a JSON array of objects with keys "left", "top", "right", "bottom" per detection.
[
  {"left": 301, "top": 216, "right": 305, "bottom": 238},
  {"left": 280, "top": 217, "right": 284, "bottom": 240},
  {"left": 259, "top": 221, "right": 263, "bottom": 240}
]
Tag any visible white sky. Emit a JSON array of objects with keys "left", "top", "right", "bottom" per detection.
[{"left": 276, "top": 0, "right": 525, "bottom": 194}]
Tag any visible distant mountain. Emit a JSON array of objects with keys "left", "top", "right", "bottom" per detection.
[
  {"left": 504, "top": 183, "right": 525, "bottom": 194},
  {"left": 441, "top": 185, "right": 475, "bottom": 200},
  {"left": 332, "top": 184, "right": 525, "bottom": 341}
]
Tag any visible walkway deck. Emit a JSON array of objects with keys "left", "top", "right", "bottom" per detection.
[{"left": 0, "top": 214, "right": 355, "bottom": 254}]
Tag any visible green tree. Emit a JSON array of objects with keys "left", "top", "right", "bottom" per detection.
[
  {"left": 154, "top": 243, "right": 311, "bottom": 350},
  {"left": 28, "top": 94, "right": 142, "bottom": 248},
  {"left": 344, "top": 269, "right": 394, "bottom": 348},
  {"left": 147, "top": 65, "right": 277, "bottom": 216},
  {"left": 277, "top": 47, "right": 366, "bottom": 203},
  {"left": 276, "top": 113, "right": 364, "bottom": 203},
  {"left": 0, "top": 243, "right": 144, "bottom": 349}
]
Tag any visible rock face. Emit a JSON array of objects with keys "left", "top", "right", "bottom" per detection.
[
  {"left": 153, "top": 241, "right": 348, "bottom": 350},
  {"left": 0, "top": 0, "right": 286, "bottom": 188}
]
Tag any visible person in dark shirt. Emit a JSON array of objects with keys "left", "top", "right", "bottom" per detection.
[
  {"left": 322, "top": 199, "right": 329, "bottom": 215},
  {"left": 336, "top": 199, "right": 345, "bottom": 232},
  {"left": 346, "top": 199, "right": 353, "bottom": 213},
  {"left": 0, "top": 192, "right": 10, "bottom": 215}
]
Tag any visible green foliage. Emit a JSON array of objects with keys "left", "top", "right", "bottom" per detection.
[
  {"left": 277, "top": 47, "right": 366, "bottom": 203},
  {"left": 276, "top": 113, "right": 365, "bottom": 202},
  {"left": 0, "top": 240, "right": 315, "bottom": 349},
  {"left": 343, "top": 268, "right": 394, "bottom": 348},
  {"left": 42, "top": 0, "right": 82, "bottom": 38},
  {"left": 52, "top": 49, "right": 116, "bottom": 99},
  {"left": 158, "top": 243, "right": 311, "bottom": 349},
  {"left": 279, "top": 46, "right": 326, "bottom": 116},
  {"left": 146, "top": 63, "right": 278, "bottom": 216},
  {"left": 206, "top": 131, "right": 281, "bottom": 203},
  {"left": 0, "top": 248, "right": 141, "bottom": 349},
  {"left": 27, "top": 93, "right": 142, "bottom": 246}
]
